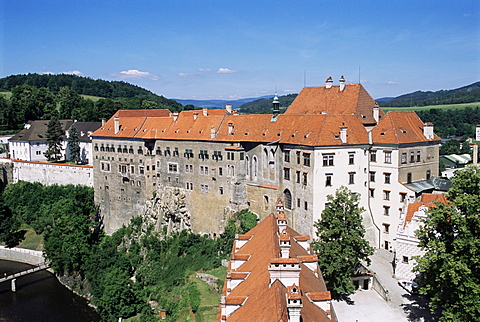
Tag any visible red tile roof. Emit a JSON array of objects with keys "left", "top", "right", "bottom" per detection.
[
  {"left": 371, "top": 111, "right": 441, "bottom": 144},
  {"left": 218, "top": 214, "right": 334, "bottom": 321},
  {"left": 404, "top": 193, "right": 448, "bottom": 227}
]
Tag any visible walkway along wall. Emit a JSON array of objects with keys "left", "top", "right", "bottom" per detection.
[{"left": 0, "top": 246, "right": 45, "bottom": 265}]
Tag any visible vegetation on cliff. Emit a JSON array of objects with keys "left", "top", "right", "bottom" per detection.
[{"left": 0, "top": 181, "right": 257, "bottom": 321}]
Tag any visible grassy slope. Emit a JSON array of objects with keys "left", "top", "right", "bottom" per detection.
[
  {"left": 193, "top": 266, "right": 226, "bottom": 322},
  {"left": 382, "top": 101, "right": 480, "bottom": 112}
]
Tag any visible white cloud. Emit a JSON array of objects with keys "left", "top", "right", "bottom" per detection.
[
  {"left": 178, "top": 73, "right": 194, "bottom": 78},
  {"left": 115, "top": 69, "right": 159, "bottom": 80},
  {"left": 198, "top": 68, "right": 211, "bottom": 72},
  {"left": 61, "top": 70, "right": 83, "bottom": 76},
  {"left": 41, "top": 71, "right": 55, "bottom": 75},
  {"left": 217, "top": 68, "right": 237, "bottom": 74},
  {"left": 387, "top": 81, "right": 397, "bottom": 85}
]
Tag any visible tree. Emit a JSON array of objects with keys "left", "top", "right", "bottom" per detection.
[
  {"left": 67, "top": 125, "right": 81, "bottom": 163},
  {"left": 311, "top": 186, "right": 374, "bottom": 297},
  {"left": 0, "top": 197, "right": 25, "bottom": 248},
  {"left": 440, "top": 139, "right": 460, "bottom": 155},
  {"left": 414, "top": 166, "right": 480, "bottom": 321},
  {"left": 44, "top": 118, "right": 64, "bottom": 162}
]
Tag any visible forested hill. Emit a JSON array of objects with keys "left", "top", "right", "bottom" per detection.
[
  {"left": 238, "top": 94, "right": 298, "bottom": 114},
  {"left": 0, "top": 73, "right": 181, "bottom": 108},
  {"left": 379, "top": 81, "right": 480, "bottom": 107}
]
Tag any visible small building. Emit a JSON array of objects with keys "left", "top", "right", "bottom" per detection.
[{"left": 395, "top": 193, "right": 448, "bottom": 280}]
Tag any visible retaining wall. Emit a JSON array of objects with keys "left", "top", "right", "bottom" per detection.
[{"left": 0, "top": 246, "right": 45, "bottom": 265}]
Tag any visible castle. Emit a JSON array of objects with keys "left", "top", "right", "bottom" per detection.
[{"left": 91, "top": 77, "right": 440, "bottom": 250}]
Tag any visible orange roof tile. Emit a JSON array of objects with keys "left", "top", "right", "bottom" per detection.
[
  {"left": 285, "top": 84, "right": 384, "bottom": 125},
  {"left": 221, "top": 214, "right": 333, "bottom": 321},
  {"left": 372, "top": 110, "right": 441, "bottom": 144},
  {"left": 298, "top": 255, "right": 319, "bottom": 262},
  {"left": 404, "top": 194, "right": 447, "bottom": 227},
  {"left": 225, "top": 295, "right": 248, "bottom": 305},
  {"left": 293, "top": 235, "right": 311, "bottom": 242},
  {"left": 306, "top": 291, "right": 332, "bottom": 301}
]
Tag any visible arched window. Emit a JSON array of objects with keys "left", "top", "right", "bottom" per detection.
[
  {"left": 253, "top": 156, "right": 258, "bottom": 177},
  {"left": 264, "top": 195, "right": 269, "bottom": 211},
  {"left": 264, "top": 148, "right": 268, "bottom": 168},
  {"left": 284, "top": 189, "right": 292, "bottom": 210}
]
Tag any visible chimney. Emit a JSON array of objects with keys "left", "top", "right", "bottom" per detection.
[
  {"left": 226, "top": 104, "right": 233, "bottom": 115},
  {"left": 268, "top": 258, "right": 301, "bottom": 286},
  {"left": 202, "top": 107, "right": 208, "bottom": 116},
  {"left": 279, "top": 233, "right": 291, "bottom": 258},
  {"left": 228, "top": 123, "right": 234, "bottom": 135},
  {"left": 114, "top": 116, "right": 120, "bottom": 134},
  {"left": 339, "top": 75, "right": 345, "bottom": 91},
  {"left": 325, "top": 76, "right": 333, "bottom": 89},
  {"left": 173, "top": 112, "right": 179, "bottom": 122},
  {"left": 211, "top": 126, "right": 216, "bottom": 139},
  {"left": 423, "top": 122, "right": 434, "bottom": 140},
  {"left": 373, "top": 103, "right": 379, "bottom": 123},
  {"left": 286, "top": 285, "right": 303, "bottom": 322},
  {"left": 101, "top": 118, "right": 106, "bottom": 126},
  {"left": 193, "top": 112, "right": 198, "bottom": 120},
  {"left": 340, "top": 126, "right": 347, "bottom": 144}
]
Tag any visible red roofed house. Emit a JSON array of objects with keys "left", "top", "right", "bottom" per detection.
[
  {"left": 395, "top": 193, "right": 448, "bottom": 280},
  {"left": 217, "top": 202, "right": 336, "bottom": 321},
  {"left": 91, "top": 77, "right": 440, "bottom": 251}
]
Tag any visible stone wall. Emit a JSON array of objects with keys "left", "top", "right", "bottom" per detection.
[
  {"left": 12, "top": 160, "right": 93, "bottom": 187},
  {"left": 0, "top": 246, "right": 45, "bottom": 265}
]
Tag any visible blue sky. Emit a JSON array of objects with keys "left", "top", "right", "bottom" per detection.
[{"left": 1, "top": 1, "right": 479, "bottom": 100}]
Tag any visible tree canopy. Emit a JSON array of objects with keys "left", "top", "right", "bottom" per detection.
[
  {"left": 44, "top": 118, "right": 64, "bottom": 162},
  {"left": 311, "top": 186, "right": 374, "bottom": 297},
  {"left": 67, "top": 125, "right": 81, "bottom": 164},
  {"left": 414, "top": 166, "right": 480, "bottom": 321}
]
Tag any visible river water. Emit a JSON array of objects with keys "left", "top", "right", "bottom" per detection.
[{"left": 0, "top": 260, "right": 100, "bottom": 322}]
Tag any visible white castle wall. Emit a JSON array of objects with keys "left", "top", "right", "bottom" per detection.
[{"left": 12, "top": 160, "right": 93, "bottom": 187}]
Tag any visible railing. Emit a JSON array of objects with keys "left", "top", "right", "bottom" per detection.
[{"left": 0, "top": 261, "right": 51, "bottom": 284}]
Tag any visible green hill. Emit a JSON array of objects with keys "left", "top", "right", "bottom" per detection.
[{"left": 238, "top": 94, "right": 297, "bottom": 114}]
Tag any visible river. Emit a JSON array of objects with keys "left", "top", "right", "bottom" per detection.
[{"left": 0, "top": 260, "right": 100, "bottom": 321}]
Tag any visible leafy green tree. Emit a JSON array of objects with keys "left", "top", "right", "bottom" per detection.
[
  {"left": 58, "top": 86, "right": 83, "bottom": 119},
  {"left": 67, "top": 125, "right": 81, "bottom": 163},
  {"left": 311, "top": 186, "right": 374, "bottom": 297},
  {"left": 0, "top": 197, "right": 25, "bottom": 248},
  {"left": 460, "top": 140, "right": 472, "bottom": 155},
  {"left": 440, "top": 139, "right": 460, "bottom": 155},
  {"left": 44, "top": 118, "right": 64, "bottom": 162},
  {"left": 237, "top": 209, "right": 258, "bottom": 234},
  {"left": 414, "top": 166, "right": 480, "bottom": 322}
]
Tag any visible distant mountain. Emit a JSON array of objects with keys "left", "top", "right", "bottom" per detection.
[
  {"left": 379, "top": 81, "right": 480, "bottom": 107},
  {"left": 238, "top": 94, "right": 298, "bottom": 114},
  {"left": 375, "top": 97, "right": 394, "bottom": 102},
  {"left": 172, "top": 96, "right": 273, "bottom": 109}
]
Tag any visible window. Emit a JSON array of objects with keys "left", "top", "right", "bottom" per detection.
[
  {"left": 383, "top": 190, "right": 390, "bottom": 200},
  {"left": 400, "top": 193, "right": 407, "bottom": 202},
  {"left": 296, "top": 151, "right": 301, "bottom": 164},
  {"left": 240, "top": 152, "right": 245, "bottom": 160},
  {"left": 296, "top": 171, "right": 300, "bottom": 183},
  {"left": 94, "top": 144, "right": 99, "bottom": 151},
  {"left": 226, "top": 151, "right": 234, "bottom": 160},
  {"left": 384, "top": 151, "right": 392, "bottom": 164},
  {"left": 156, "top": 147, "right": 162, "bottom": 155},
  {"left": 219, "top": 186, "right": 224, "bottom": 195},
  {"left": 304, "top": 201, "right": 308, "bottom": 211},
  {"left": 402, "top": 256, "right": 409, "bottom": 264},
  {"left": 165, "top": 147, "right": 171, "bottom": 156},
  {"left": 297, "top": 198, "right": 301, "bottom": 208},
  {"left": 284, "top": 189, "right": 292, "bottom": 210},
  {"left": 383, "top": 206, "right": 390, "bottom": 216},
  {"left": 130, "top": 165, "right": 135, "bottom": 174},
  {"left": 384, "top": 173, "right": 391, "bottom": 184},
  {"left": 264, "top": 195, "right": 269, "bottom": 211},
  {"left": 401, "top": 152, "right": 407, "bottom": 164},
  {"left": 219, "top": 167, "right": 223, "bottom": 176},
  {"left": 36, "top": 150, "right": 41, "bottom": 155},
  {"left": 200, "top": 166, "right": 209, "bottom": 175},
  {"left": 410, "top": 151, "right": 415, "bottom": 163},
  {"left": 184, "top": 149, "right": 194, "bottom": 158},
  {"left": 100, "top": 144, "right": 105, "bottom": 152},
  {"left": 369, "top": 171, "right": 376, "bottom": 182},
  {"left": 173, "top": 147, "right": 179, "bottom": 157},
  {"left": 302, "top": 172, "right": 308, "bottom": 186},
  {"left": 323, "top": 154, "right": 334, "bottom": 166},
  {"left": 325, "top": 174, "right": 332, "bottom": 187},
  {"left": 138, "top": 146, "right": 143, "bottom": 155},
  {"left": 201, "top": 184, "right": 209, "bottom": 193},
  {"left": 349, "top": 152, "right": 355, "bottom": 165},
  {"left": 119, "top": 164, "right": 127, "bottom": 173},
  {"left": 369, "top": 188, "right": 375, "bottom": 198},
  {"left": 100, "top": 161, "right": 111, "bottom": 172},
  {"left": 426, "top": 170, "right": 431, "bottom": 180},
  {"left": 407, "top": 172, "right": 412, "bottom": 183},
  {"left": 185, "top": 164, "right": 193, "bottom": 173},
  {"left": 283, "top": 167, "right": 290, "bottom": 180},
  {"left": 213, "top": 150, "right": 222, "bottom": 160},
  {"left": 139, "top": 166, "right": 144, "bottom": 175},
  {"left": 284, "top": 150, "right": 290, "bottom": 162},
  {"left": 383, "top": 223, "right": 390, "bottom": 233},
  {"left": 186, "top": 182, "right": 193, "bottom": 190},
  {"left": 303, "top": 153, "right": 311, "bottom": 166},
  {"left": 349, "top": 172, "right": 355, "bottom": 184},
  {"left": 370, "top": 150, "right": 377, "bottom": 162},
  {"left": 417, "top": 151, "right": 421, "bottom": 162},
  {"left": 168, "top": 163, "right": 178, "bottom": 173}
]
